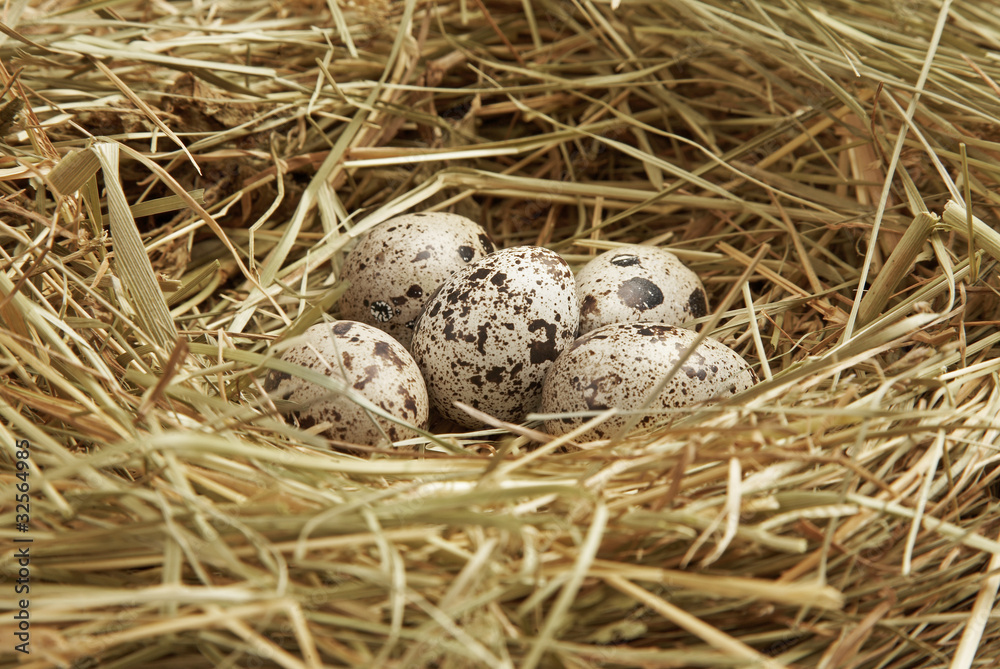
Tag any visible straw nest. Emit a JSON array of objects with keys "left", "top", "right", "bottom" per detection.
[{"left": 2, "top": 1, "right": 999, "bottom": 667}]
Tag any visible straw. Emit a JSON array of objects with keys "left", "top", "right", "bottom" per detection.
[{"left": 3, "top": 0, "right": 1000, "bottom": 666}]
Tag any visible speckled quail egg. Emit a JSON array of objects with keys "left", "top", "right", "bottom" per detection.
[
  {"left": 339, "top": 212, "right": 496, "bottom": 348},
  {"left": 264, "top": 321, "right": 428, "bottom": 447},
  {"left": 541, "top": 323, "right": 757, "bottom": 439},
  {"left": 410, "top": 246, "right": 579, "bottom": 428},
  {"left": 576, "top": 245, "right": 708, "bottom": 334}
]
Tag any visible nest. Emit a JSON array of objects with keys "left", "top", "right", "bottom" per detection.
[{"left": 2, "top": 0, "right": 1000, "bottom": 667}]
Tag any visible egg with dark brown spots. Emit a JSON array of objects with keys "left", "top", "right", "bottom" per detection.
[
  {"left": 339, "top": 212, "right": 496, "bottom": 348},
  {"left": 541, "top": 323, "right": 757, "bottom": 440},
  {"left": 410, "top": 246, "right": 579, "bottom": 428},
  {"left": 576, "top": 245, "right": 708, "bottom": 334},
  {"left": 264, "top": 321, "right": 428, "bottom": 447}
]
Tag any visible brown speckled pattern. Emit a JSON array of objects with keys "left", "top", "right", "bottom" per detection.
[
  {"left": 410, "top": 246, "right": 579, "bottom": 428},
  {"left": 264, "top": 321, "right": 428, "bottom": 446},
  {"left": 576, "top": 245, "right": 708, "bottom": 334},
  {"left": 340, "top": 213, "right": 496, "bottom": 348},
  {"left": 541, "top": 323, "right": 757, "bottom": 439}
]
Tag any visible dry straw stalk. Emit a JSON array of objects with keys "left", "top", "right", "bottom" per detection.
[{"left": 1, "top": 0, "right": 1000, "bottom": 668}]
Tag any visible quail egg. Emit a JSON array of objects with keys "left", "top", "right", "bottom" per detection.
[
  {"left": 541, "top": 323, "right": 757, "bottom": 439},
  {"left": 264, "top": 321, "right": 428, "bottom": 447},
  {"left": 339, "top": 212, "right": 496, "bottom": 348},
  {"left": 410, "top": 246, "right": 579, "bottom": 428},
  {"left": 576, "top": 245, "right": 708, "bottom": 334}
]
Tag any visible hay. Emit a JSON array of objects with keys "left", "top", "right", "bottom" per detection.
[{"left": 2, "top": 0, "right": 1000, "bottom": 667}]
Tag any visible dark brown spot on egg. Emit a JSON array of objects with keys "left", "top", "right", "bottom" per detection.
[
  {"left": 485, "top": 366, "right": 505, "bottom": 384},
  {"left": 524, "top": 379, "right": 544, "bottom": 395},
  {"left": 683, "top": 366, "right": 708, "bottom": 381},
  {"left": 635, "top": 324, "right": 662, "bottom": 337},
  {"left": 458, "top": 245, "right": 475, "bottom": 262},
  {"left": 479, "top": 234, "right": 496, "bottom": 254},
  {"left": 527, "top": 319, "right": 559, "bottom": 364},
  {"left": 293, "top": 412, "right": 317, "bottom": 431},
  {"left": 585, "top": 396, "right": 610, "bottom": 411},
  {"left": 374, "top": 341, "right": 407, "bottom": 370},
  {"left": 353, "top": 364, "right": 379, "bottom": 390},
  {"left": 413, "top": 249, "right": 431, "bottom": 262},
  {"left": 407, "top": 284, "right": 423, "bottom": 299},
  {"left": 468, "top": 266, "right": 491, "bottom": 283},
  {"left": 618, "top": 277, "right": 664, "bottom": 311},
  {"left": 264, "top": 370, "right": 290, "bottom": 392},
  {"left": 688, "top": 288, "right": 708, "bottom": 318},
  {"left": 332, "top": 322, "right": 353, "bottom": 336},
  {"left": 530, "top": 249, "right": 570, "bottom": 280},
  {"left": 476, "top": 323, "right": 489, "bottom": 355},
  {"left": 447, "top": 287, "right": 474, "bottom": 306}
]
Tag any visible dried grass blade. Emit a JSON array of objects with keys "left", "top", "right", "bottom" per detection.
[
  {"left": 941, "top": 200, "right": 1000, "bottom": 261},
  {"left": 226, "top": 103, "right": 369, "bottom": 335},
  {"left": 699, "top": 457, "right": 743, "bottom": 567},
  {"left": 115, "top": 143, "right": 264, "bottom": 290},
  {"left": 121, "top": 190, "right": 206, "bottom": 221},
  {"left": 50, "top": 36, "right": 278, "bottom": 77},
  {"left": 839, "top": 0, "right": 954, "bottom": 349},
  {"left": 604, "top": 574, "right": 784, "bottom": 669},
  {"left": 846, "top": 493, "right": 1000, "bottom": 555},
  {"left": 45, "top": 147, "right": 101, "bottom": 197},
  {"left": 219, "top": 605, "right": 314, "bottom": 669},
  {"left": 92, "top": 141, "right": 178, "bottom": 354},
  {"left": 902, "top": 429, "right": 945, "bottom": 576},
  {"left": 0, "top": 273, "right": 130, "bottom": 441},
  {"left": 522, "top": 502, "right": 608, "bottom": 669},
  {"left": 949, "top": 528, "right": 1000, "bottom": 669},
  {"left": 253, "top": 0, "right": 418, "bottom": 290},
  {"left": 166, "top": 260, "right": 220, "bottom": 308},
  {"left": 587, "top": 559, "right": 843, "bottom": 610},
  {"left": 325, "top": 0, "right": 359, "bottom": 58},
  {"left": 91, "top": 59, "right": 199, "bottom": 173},
  {"left": 856, "top": 212, "right": 936, "bottom": 327}
]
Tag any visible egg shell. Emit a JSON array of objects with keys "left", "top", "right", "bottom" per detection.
[
  {"left": 339, "top": 212, "right": 496, "bottom": 348},
  {"left": 576, "top": 245, "right": 708, "bottom": 334},
  {"left": 410, "top": 246, "right": 579, "bottom": 428},
  {"left": 264, "top": 321, "right": 428, "bottom": 447},
  {"left": 541, "top": 322, "right": 757, "bottom": 439}
]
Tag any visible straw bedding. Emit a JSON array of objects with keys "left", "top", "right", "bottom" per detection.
[{"left": 2, "top": 0, "right": 999, "bottom": 667}]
